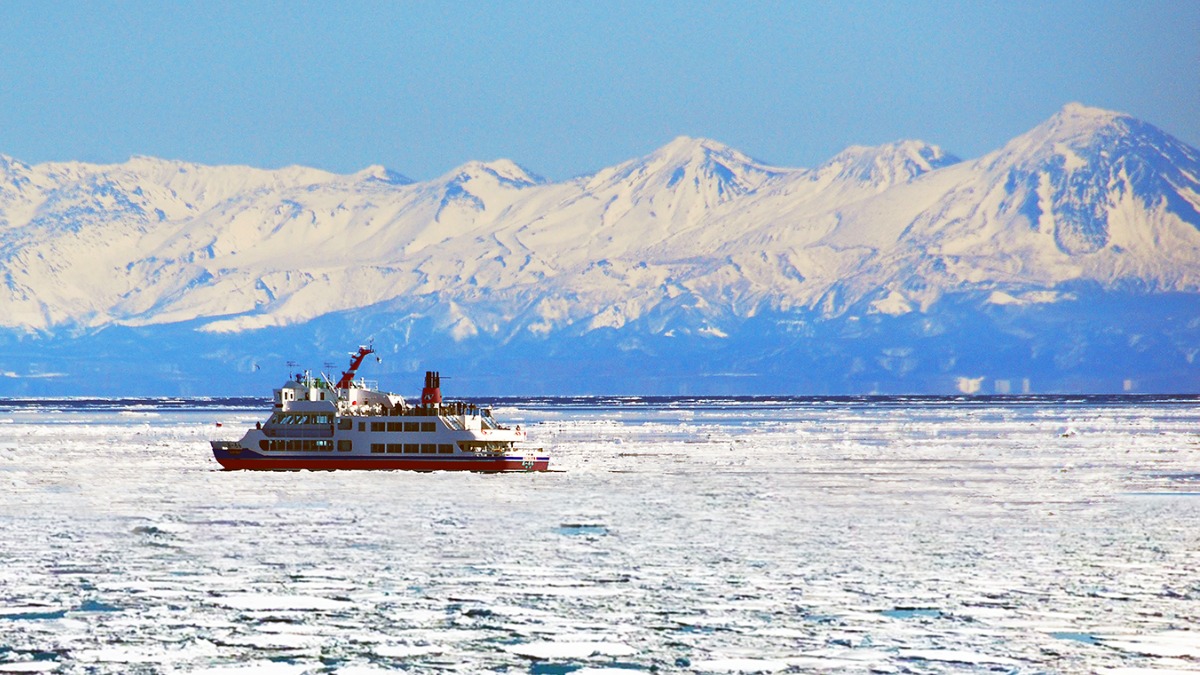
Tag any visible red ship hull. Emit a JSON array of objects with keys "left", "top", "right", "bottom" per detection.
[{"left": 213, "top": 445, "right": 549, "bottom": 472}]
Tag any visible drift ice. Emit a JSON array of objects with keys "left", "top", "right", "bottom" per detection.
[{"left": 210, "top": 345, "right": 548, "bottom": 471}]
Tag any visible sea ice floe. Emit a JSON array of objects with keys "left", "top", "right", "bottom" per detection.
[
  {"left": 897, "top": 648, "right": 1022, "bottom": 666},
  {"left": 690, "top": 657, "right": 794, "bottom": 673},
  {"left": 1099, "top": 631, "right": 1200, "bottom": 658},
  {"left": 219, "top": 632, "right": 326, "bottom": 650},
  {"left": 212, "top": 594, "right": 354, "bottom": 612},
  {"left": 0, "top": 663, "right": 60, "bottom": 673},
  {"left": 1099, "top": 662, "right": 1200, "bottom": 667},
  {"left": 0, "top": 606, "right": 68, "bottom": 619},
  {"left": 503, "top": 641, "right": 637, "bottom": 659},
  {"left": 181, "top": 662, "right": 317, "bottom": 675},
  {"left": 330, "top": 667, "right": 396, "bottom": 675},
  {"left": 372, "top": 644, "right": 443, "bottom": 658},
  {"left": 4, "top": 397, "right": 1200, "bottom": 673},
  {"left": 73, "top": 639, "right": 220, "bottom": 664}
]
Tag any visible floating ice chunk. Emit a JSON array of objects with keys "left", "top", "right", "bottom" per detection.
[
  {"left": 513, "top": 585, "right": 626, "bottom": 597},
  {"left": 332, "top": 667, "right": 397, "bottom": 675},
  {"left": 0, "top": 605, "right": 68, "bottom": 619},
  {"left": 221, "top": 632, "right": 325, "bottom": 650},
  {"left": 384, "top": 608, "right": 445, "bottom": 624},
  {"left": 74, "top": 646, "right": 172, "bottom": 664},
  {"left": 1099, "top": 662, "right": 1200, "bottom": 667},
  {"left": 0, "top": 663, "right": 60, "bottom": 673},
  {"left": 751, "top": 627, "right": 810, "bottom": 638},
  {"left": 504, "top": 641, "right": 637, "bottom": 659},
  {"left": 214, "top": 594, "right": 353, "bottom": 611},
  {"left": 185, "top": 662, "right": 316, "bottom": 675},
  {"left": 74, "top": 639, "right": 220, "bottom": 664},
  {"left": 373, "top": 644, "right": 443, "bottom": 658},
  {"left": 384, "top": 628, "right": 492, "bottom": 644},
  {"left": 898, "top": 649, "right": 1021, "bottom": 666},
  {"left": 1099, "top": 631, "right": 1200, "bottom": 658},
  {"left": 690, "top": 658, "right": 793, "bottom": 672}
]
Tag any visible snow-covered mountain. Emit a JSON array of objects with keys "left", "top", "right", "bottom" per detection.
[{"left": 1, "top": 104, "right": 1198, "bottom": 395}]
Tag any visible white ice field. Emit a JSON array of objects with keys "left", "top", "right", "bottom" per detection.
[{"left": 1, "top": 396, "right": 1198, "bottom": 674}]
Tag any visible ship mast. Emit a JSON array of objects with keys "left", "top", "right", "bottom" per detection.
[{"left": 335, "top": 345, "right": 376, "bottom": 389}]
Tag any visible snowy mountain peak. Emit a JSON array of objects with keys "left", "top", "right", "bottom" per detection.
[
  {"left": 351, "top": 164, "right": 413, "bottom": 185},
  {"left": 441, "top": 159, "right": 544, "bottom": 189},
  {"left": 0, "top": 153, "right": 30, "bottom": 172},
  {"left": 970, "top": 103, "right": 1200, "bottom": 255},
  {"left": 653, "top": 136, "right": 777, "bottom": 175},
  {"left": 1054, "top": 101, "right": 1125, "bottom": 132},
  {"left": 583, "top": 135, "right": 787, "bottom": 205},
  {"left": 818, "top": 140, "right": 961, "bottom": 190},
  {"left": 987, "top": 104, "right": 1130, "bottom": 169},
  {"left": 658, "top": 135, "right": 740, "bottom": 159}
]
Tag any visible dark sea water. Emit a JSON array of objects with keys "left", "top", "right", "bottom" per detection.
[{"left": 1, "top": 396, "right": 1199, "bottom": 673}]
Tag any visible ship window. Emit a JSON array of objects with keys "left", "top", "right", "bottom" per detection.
[
  {"left": 386, "top": 443, "right": 402, "bottom": 453},
  {"left": 387, "top": 422, "right": 401, "bottom": 432},
  {"left": 315, "top": 415, "right": 331, "bottom": 424},
  {"left": 315, "top": 440, "right": 331, "bottom": 452},
  {"left": 420, "top": 444, "right": 436, "bottom": 454},
  {"left": 403, "top": 422, "right": 419, "bottom": 432},
  {"left": 420, "top": 422, "right": 436, "bottom": 433},
  {"left": 370, "top": 443, "right": 385, "bottom": 454},
  {"left": 403, "top": 443, "right": 419, "bottom": 453},
  {"left": 457, "top": 440, "right": 512, "bottom": 453},
  {"left": 338, "top": 418, "right": 352, "bottom": 430},
  {"left": 370, "top": 422, "right": 385, "bottom": 432},
  {"left": 337, "top": 440, "right": 352, "bottom": 452},
  {"left": 359, "top": 422, "right": 366, "bottom": 432},
  {"left": 438, "top": 444, "right": 453, "bottom": 454}
]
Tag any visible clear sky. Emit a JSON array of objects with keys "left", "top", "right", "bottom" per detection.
[{"left": 0, "top": 1, "right": 1196, "bottom": 181}]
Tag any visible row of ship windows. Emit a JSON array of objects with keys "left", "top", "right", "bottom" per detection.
[
  {"left": 372, "top": 443, "right": 455, "bottom": 454},
  {"left": 261, "top": 439, "right": 348, "bottom": 452},
  {"left": 351, "top": 421, "right": 439, "bottom": 433},
  {"left": 272, "top": 416, "right": 439, "bottom": 432},
  {"left": 259, "top": 439, "right": 513, "bottom": 454},
  {"left": 273, "top": 414, "right": 334, "bottom": 425}
]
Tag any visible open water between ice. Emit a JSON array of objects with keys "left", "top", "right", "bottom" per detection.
[{"left": 1, "top": 396, "right": 1199, "bottom": 674}]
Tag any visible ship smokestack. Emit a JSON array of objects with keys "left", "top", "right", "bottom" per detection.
[{"left": 421, "top": 370, "right": 442, "bottom": 405}]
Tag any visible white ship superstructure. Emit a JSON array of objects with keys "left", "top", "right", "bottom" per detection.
[{"left": 211, "top": 346, "right": 548, "bottom": 471}]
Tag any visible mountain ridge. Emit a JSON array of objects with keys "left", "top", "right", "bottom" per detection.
[{"left": 1, "top": 103, "right": 1198, "bottom": 394}]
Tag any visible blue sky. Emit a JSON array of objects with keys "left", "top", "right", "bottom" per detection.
[{"left": 0, "top": 1, "right": 1196, "bottom": 180}]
